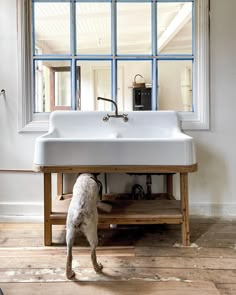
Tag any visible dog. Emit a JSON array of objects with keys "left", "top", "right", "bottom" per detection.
[{"left": 66, "top": 173, "right": 104, "bottom": 279}]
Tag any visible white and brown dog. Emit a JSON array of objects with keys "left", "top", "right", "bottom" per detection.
[{"left": 66, "top": 173, "right": 112, "bottom": 279}]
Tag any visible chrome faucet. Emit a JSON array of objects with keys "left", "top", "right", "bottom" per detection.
[{"left": 97, "top": 97, "right": 128, "bottom": 122}]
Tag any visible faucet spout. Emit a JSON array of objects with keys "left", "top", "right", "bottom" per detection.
[
  {"left": 97, "top": 97, "right": 118, "bottom": 116},
  {"left": 97, "top": 97, "right": 128, "bottom": 122}
]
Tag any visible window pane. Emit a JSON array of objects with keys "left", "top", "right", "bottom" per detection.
[
  {"left": 76, "top": 3, "right": 111, "bottom": 55},
  {"left": 117, "top": 3, "right": 151, "bottom": 55},
  {"left": 34, "top": 60, "right": 71, "bottom": 112},
  {"left": 76, "top": 61, "right": 111, "bottom": 111},
  {"left": 157, "top": 2, "right": 193, "bottom": 54},
  {"left": 158, "top": 60, "right": 193, "bottom": 112},
  {"left": 117, "top": 60, "right": 152, "bottom": 111},
  {"left": 34, "top": 3, "right": 70, "bottom": 55}
]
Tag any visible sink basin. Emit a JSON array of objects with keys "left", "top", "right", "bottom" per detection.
[{"left": 34, "top": 111, "right": 196, "bottom": 166}]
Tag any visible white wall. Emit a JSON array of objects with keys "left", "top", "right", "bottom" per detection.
[
  {"left": 1, "top": 0, "right": 236, "bottom": 218},
  {"left": 0, "top": 0, "right": 45, "bottom": 218},
  {"left": 187, "top": 0, "right": 236, "bottom": 216}
]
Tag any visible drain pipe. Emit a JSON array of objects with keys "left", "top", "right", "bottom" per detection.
[{"left": 146, "top": 174, "right": 152, "bottom": 199}]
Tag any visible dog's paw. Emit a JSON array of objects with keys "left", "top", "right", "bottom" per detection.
[
  {"left": 66, "top": 270, "right": 75, "bottom": 280},
  {"left": 94, "top": 263, "right": 103, "bottom": 273}
]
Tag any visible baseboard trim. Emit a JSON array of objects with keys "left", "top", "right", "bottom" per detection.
[
  {"left": 190, "top": 204, "right": 236, "bottom": 217},
  {"left": 0, "top": 202, "right": 43, "bottom": 222},
  {"left": 0, "top": 203, "right": 236, "bottom": 222},
  {"left": 0, "top": 215, "right": 43, "bottom": 223},
  {"left": 0, "top": 202, "right": 43, "bottom": 216}
]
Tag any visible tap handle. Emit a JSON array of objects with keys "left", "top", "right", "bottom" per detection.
[
  {"left": 103, "top": 114, "right": 110, "bottom": 122},
  {"left": 122, "top": 113, "right": 129, "bottom": 122}
]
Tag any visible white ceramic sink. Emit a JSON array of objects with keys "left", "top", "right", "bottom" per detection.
[{"left": 34, "top": 111, "right": 196, "bottom": 166}]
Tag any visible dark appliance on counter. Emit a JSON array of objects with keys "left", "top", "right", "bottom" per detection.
[{"left": 133, "top": 87, "right": 152, "bottom": 111}]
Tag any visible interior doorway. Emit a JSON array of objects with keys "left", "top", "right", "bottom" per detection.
[{"left": 93, "top": 67, "right": 124, "bottom": 111}]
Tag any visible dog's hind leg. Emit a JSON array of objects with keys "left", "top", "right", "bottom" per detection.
[
  {"left": 66, "top": 227, "right": 76, "bottom": 279},
  {"left": 84, "top": 225, "right": 103, "bottom": 273}
]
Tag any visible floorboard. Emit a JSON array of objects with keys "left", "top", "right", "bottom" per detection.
[
  {"left": 0, "top": 219, "right": 235, "bottom": 295},
  {"left": 0, "top": 281, "right": 220, "bottom": 295}
]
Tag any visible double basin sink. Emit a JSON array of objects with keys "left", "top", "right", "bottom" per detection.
[{"left": 34, "top": 111, "right": 196, "bottom": 167}]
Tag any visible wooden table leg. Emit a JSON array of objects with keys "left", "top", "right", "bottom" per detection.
[
  {"left": 180, "top": 173, "right": 190, "bottom": 246},
  {"left": 44, "top": 173, "right": 52, "bottom": 246}
]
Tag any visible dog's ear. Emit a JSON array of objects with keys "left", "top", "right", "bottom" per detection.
[
  {"left": 93, "top": 173, "right": 100, "bottom": 177},
  {"left": 90, "top": 176, "right": 103, "bottom": 200},
  {"left": 98, "top": 181, "right": 103, "bottom": 200}
]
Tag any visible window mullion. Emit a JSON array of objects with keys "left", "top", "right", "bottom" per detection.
[
  {"left": 152, "top": 0, "right": 157, "bottom": 110},
  {"left": 111, "top": 0, "right": 117, "bottom": 103},
  {"left": 71, "top": 0, "right": 76, "bottom": 110},
  {"left": 152, "top": 59, "right": 157, "bottom": 110}
]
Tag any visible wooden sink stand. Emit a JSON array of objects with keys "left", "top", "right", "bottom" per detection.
[{"left": 34, "top": 164, "right": 198, "bottom": 246}]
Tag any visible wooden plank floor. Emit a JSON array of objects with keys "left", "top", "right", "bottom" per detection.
[
  {"left": 0, "top": 281, "right": 220, "bottom": 295},
  {"left": 0, "top": 219, "right": 236, "bottom": 294}
]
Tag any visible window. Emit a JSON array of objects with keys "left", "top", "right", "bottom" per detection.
[{"left": 17, "top": 0, "right": 209, "bottom": 131}]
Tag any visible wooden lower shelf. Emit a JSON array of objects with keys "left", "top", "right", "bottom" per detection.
[{"left": 51, "top": 200, "right": 182, "bottom": 225}]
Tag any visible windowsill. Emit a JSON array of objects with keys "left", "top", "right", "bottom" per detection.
[{"left": 19, "top": 120, "right": 49, "bottom": 133}]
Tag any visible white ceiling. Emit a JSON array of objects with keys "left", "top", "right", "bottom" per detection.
[{"left": 34, "top": 2, "right": 192, "bottom": 55}]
